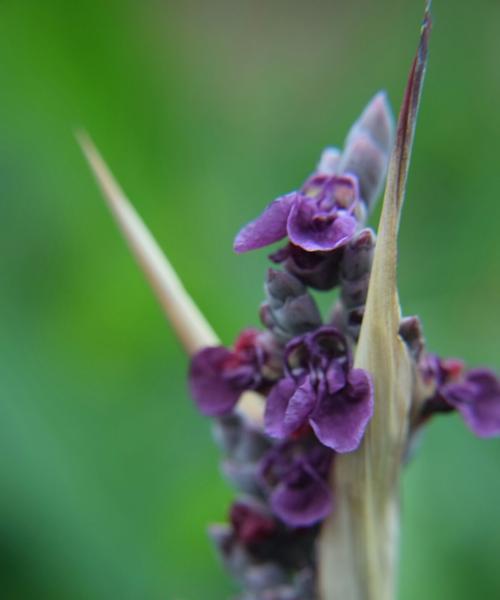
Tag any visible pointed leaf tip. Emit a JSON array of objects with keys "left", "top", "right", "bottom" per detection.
[{"left": 77, "top": 131, "right": 219, "bottom": 355}]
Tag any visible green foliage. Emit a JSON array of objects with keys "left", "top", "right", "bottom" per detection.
[{"left": 1, "top": 0, "right": 499, "bottom": 597}]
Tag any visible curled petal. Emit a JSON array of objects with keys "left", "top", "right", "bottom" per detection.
[
  {"left": 189, "top": 347, "right": 241, "bottom": 416},
  {"left": 443, "top": 369, "right": 500, "bottom": 437},
  {"left": 264, "top": 377, "right": 297, "bottom": 439},
  {"left": 233, "top": 193, "right": 296, "bottom": 253},
  {"left": 287, "top": 197, "right": 357, "bottom": 252},
  {"left": 270, "top": 462, "right": 332, "bottom": 527},
  {"left": 325, "top": 362, "right": 347, "bottom": 395},
  {"left": 283, "top": 378, "right": 317, "bottom": 435},
  {"left": 309, "top": 368, "right": 374, "bottom": 452}
]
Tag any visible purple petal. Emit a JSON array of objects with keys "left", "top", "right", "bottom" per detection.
[
  {"left": 270, "top": 462, "right": 332, "bottom": 527},
  {"left": 233, "top": 193, "right": 296, "bottom": 253},
  {"left": 258, "top": 440, "right": 295, "bottom": 488},
  {"left": 309, "top": 368, "right": 374, "bottom": 452},
  {"left": 287, "top": 197, "right": 357, "bottom": 252},
  {"left": 443, "top": 369, "right": 500, "bottom": 437},
  {"left": 283, "top": 378, "right": 317, "bottom": 435},
  {"left": 264, "top": 377, "right": 297, "bottom": 439},
  {"left": 325, "top": 361, "right": 347, "bottom": 395},
  {"left": 189, "top": 347, "right": 241, "bottom": 416}
]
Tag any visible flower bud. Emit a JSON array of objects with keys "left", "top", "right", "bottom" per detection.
[
  {"left": 262, "top": 269, "right": 322, "bottom": 342},
  {"left": 399, "top": 315, "right": 425, "bottom": 361},
  {"left": 316, "top": 147, "right": 341, "bottom": 176},
  {"left": 340, "top": 92, "right": 394, "bottom": 210}
]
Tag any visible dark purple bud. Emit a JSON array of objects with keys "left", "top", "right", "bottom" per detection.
[
  {"left": 340, "top": 228, "right": 376, "bottom": 283},
  {"left": 214, "top": 415, "right": 270, "bottom": 463},
  {"left": 399, "top": 315, "right": 425, "bottom": 361},
  {"left": 222, "top": 460, "right": 262, "bottom": 496},
  {"left": 212, "top": 414, "right": 245, "bottom": 454},
  {"left": 331, "top": 228, "right": 376, "bottom": 339},
  {"left": 263, "top": 269, "right": 322, "bottom": 342},
  {"left": 330, "top": 303, "right": 365, "bottom": 341},
  {"left": 230, "top": 499, "right": 277, "bottom": 546},
  {"left": 270, "top": 243, "right": 344, "bottom": 291},
  {"left": 340, "top": 278, "right": 370, "bottom": 312}
]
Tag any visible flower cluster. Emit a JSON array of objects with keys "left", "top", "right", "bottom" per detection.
[
  {"left": 414, "top": 351, "right": 500, "bottom": 437},
  {"left": 264, "top": 327, "right": 373, "bottom": 453},
  {"left": 234, "top": 92, "right": 393, "bottom": 291},
  {"left": 187, "top": 92, "right": 500, "bottom": 599}
]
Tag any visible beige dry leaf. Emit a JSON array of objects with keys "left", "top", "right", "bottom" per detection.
[{"left": 318, "top": 6, "right": 431, "bottom": 600}]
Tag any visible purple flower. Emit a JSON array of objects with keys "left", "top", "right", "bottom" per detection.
[
  {"left": 189, "top": 330, "right": 281, "bottom": 416},
  {"left": 259, "top": 441, "right": 333, "bottom": 527},
  {"left": 419, "top": 355, "right": 500, "bottom": 437},
  {"left": 234, "top": 175, "right": 361, "bottom": 254},
  {"left": 264, "top": 327, "right": 373, "bottom": 452},
  {"left": 442, "top": 369, "right": 500, "bottom": 437}
]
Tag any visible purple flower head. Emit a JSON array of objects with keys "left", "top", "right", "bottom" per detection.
[
  {"left": 264, "top": 326, "right": 374, "bottom": 452},
  {"left": 419, "top": 355, "right": 500, "bottom": 437},
  {"left": 233, "top": 92, "right": 393, "bottom": 261},
  {"left": 189, "top": 329, "right": 281, "bottom": 417},
  {"left": 259, "top": 441, "right": 333, "bottom": 527},
  {"left": 234, "top": 175, "right": 361, "bottom": 255}
]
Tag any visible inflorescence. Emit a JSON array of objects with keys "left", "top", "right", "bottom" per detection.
[{"left": 188, "top": 93, "right": 500, "bottom": 600}]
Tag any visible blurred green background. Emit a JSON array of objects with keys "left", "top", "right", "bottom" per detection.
[{"left": 1, "top": 0, "right": 499, "bottom": 598}]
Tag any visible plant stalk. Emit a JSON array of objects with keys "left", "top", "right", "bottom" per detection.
[{"left": 318, "top": 6, "right": 431, "bottom": 599}]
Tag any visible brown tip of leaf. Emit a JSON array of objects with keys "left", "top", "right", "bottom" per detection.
[{"left": 393, "top": 2, "right": 431, "bottom": 211}]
